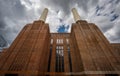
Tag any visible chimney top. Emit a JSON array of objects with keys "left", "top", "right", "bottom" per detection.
[
  {"left": 39, "top": 8, "right": 48, "bottom": 22},
  {"left": 72, "top": 8, "right": 80, "bottom": 22}
]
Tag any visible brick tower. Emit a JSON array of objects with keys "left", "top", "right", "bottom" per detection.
[{"left": 0, "top": 8, "right": 120, "bottom": 76}]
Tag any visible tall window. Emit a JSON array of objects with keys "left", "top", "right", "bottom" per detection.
[
  {"left": 67, "top": 39, "right": 72, "bottom": 72},
  {"left": 67, "top": 45, "right": 72, "bottom": 72},
  {"left": 47, "top": 45, "right": 52, "bottom": 72},
  {"left": 56, "top": 46, "right": 64, "bottom": 72},
  {"left": 51, "top": 39, "right": 53, "bottom": 44}
]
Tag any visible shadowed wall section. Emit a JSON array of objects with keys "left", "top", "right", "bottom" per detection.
[
  {"left": 71, "top": 20, "right": 120, "bottom": 75},
  {"left": 0, "top": 21, "right": 50, "bottom": 75}
]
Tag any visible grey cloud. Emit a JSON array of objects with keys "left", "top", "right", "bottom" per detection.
[
  {"left": 0, "top": 19, "right": 6, "bottom": 29},
  {"left": 0, "top": 0, "right": 26, "bottom": 27},
  {"left": 110, "top": 24, "right": 120, "bottom": 42},
  {"left": 0, "top": 11, "right": 7, "bottom": 29},
  {"left": 102, "top": 24, "right": 114, "bottom": 33},
  {"left": 75, "top": 0, "right": 98, "bottom": 12},
  {"left": 41, "top": 0, "right": 71, "bottom": 17},
  {"left": 89, "top": 0, "right": 120, "bottom": 43},
  {"left": 0, "top": 0, "right": 26, "bottom": 19},
  {"left": 0, "top": 0, "right": 120, "bottom": 45},
  {"left": 41, "top": 0, "right": 98, "bottom": 17},
  {"left": 0, "top": 0, "right": 28, "bottom": 44}
]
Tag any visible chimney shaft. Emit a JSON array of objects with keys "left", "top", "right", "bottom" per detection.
[
  {"left": 39, "top": 8, "right": 48, "bottom": 22},
  {"left": 72, "top": 8, "right": 80, "bottom": 22}
]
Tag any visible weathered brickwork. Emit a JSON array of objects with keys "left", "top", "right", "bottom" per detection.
[{"left": 0, "top": 20, "right": 120, "bottom": 76}]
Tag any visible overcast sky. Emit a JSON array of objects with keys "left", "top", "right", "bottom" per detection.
[{"left": 0, "top": 0, "right": 120, "bottom": 45}]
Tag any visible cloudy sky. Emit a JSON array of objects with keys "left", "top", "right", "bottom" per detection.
[{"left": 0, "top": 0, "right": 120, "bottom": 45}]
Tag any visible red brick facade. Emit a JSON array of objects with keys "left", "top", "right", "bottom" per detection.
[{"left": 0, "top": 20, "right": 120, "bottom": 76}]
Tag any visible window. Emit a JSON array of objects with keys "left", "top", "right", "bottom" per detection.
[
  {"left": 66, "top": 39, "right": 69, "bottom": 45},
  {"left": 67, "top": 45, "right": 72, "bottom": 72},
  {"left": 56, "top": 46, "right": 64, "bottom": 72},
  {"left": 50, "top": 39, "right": 53, "bottom": 44},
  {"left": 56, "top": 39, "right": 63, "bottom": 44},
  {"left": 47, "top": 45, "right": 52, "bottom": 72}
]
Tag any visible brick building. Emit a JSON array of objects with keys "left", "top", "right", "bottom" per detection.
[{"left": 0, "top": 8, "right": 120, "bottom": 76}]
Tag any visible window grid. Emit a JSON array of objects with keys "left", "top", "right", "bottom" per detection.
[{"left": 56, "top": 45, "right": 64, "bottom": 72}]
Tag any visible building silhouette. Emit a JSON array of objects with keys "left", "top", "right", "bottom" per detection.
[{"left": 0, "top": 8, "right": 120, "bottom": 76}]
